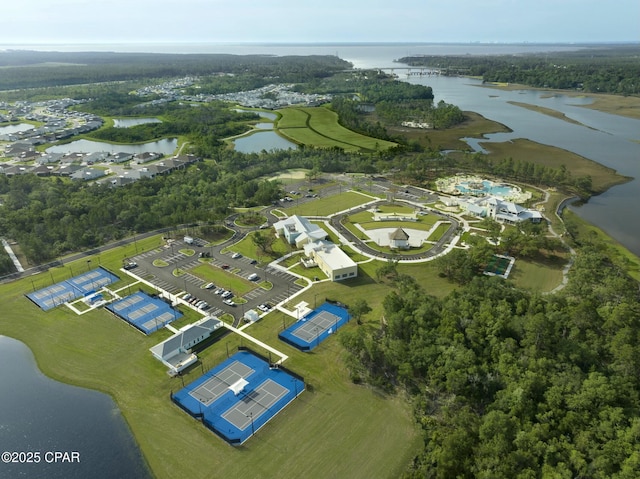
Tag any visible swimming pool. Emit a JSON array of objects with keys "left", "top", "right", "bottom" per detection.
[{"left": 456, "top": 180, "right": 516, "bottom": 197}]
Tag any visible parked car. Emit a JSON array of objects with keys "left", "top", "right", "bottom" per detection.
[
  {"left": 221, "top": 264, "right": 230, "bottom": 269},
  {"left": 221, "top": 291, "right": 233, "bottom": 299},
  {"left": 205, "top": 282, "right": 214, "bottom": 289},
  {"left": 214, "top": 288, "right": 224, "bottom": 295},
  {"left": 223, "top": 299, "right": 235, "bottom": 307},
  {"left": 258, "top": 303, "right": 273, "bottom": 312},
  {"left": 248, "top": 273, "right": 259, "bottom": 281},
  {"left": 231, "top": 252, "right": 241, "bottom": 259},
  {"left": 183, "top": 293, "right": 192, "bottom": 301}
]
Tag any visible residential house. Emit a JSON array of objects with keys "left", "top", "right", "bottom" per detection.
[
  {"left": 133, "top": 152, "right": 161, "bottom": 164},
  {"left": 70, "top": 167, "right": 106, "bottom": 181},
  {"left": 107, "top": 152, "right": 133, "bottom": 163}
]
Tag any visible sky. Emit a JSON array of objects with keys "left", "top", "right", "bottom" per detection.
[{"left": 2, "top": 0, "right": 638, "bottom": 46}]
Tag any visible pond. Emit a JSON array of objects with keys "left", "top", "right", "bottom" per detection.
[
  {"left": 0, "top": 336, "right": 151, "bottom": 479},
  {"left": 0, "top": 122, "right": 34, "bottom": 134},
  {"left": 112, "top": 118, "right": 162, "bottom": 128},
  {"left": 47, "top": 138, "right": 178, "bottom": 155},
  {"left": 233, "top": 131, "right": 297, "bottom": 154}
]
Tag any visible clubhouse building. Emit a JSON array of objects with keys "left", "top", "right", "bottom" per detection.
[{"left": 274, "top": 215, "right": 357, "bottom": 282}]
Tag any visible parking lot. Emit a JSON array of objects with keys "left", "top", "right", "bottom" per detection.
[{"left": 129, "top": 238, "right": 304, "bottom": 325}]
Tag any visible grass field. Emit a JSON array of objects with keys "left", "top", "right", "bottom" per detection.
[
  {"left": 0, "top": 236, "right": 424, "bottom": 479},
  {"left": 190, "top": 263, "right": 257, "bottom": 295},
  {"left": 282, "top": 191, "right": 374, "bottom": 217},
  {"left": 508, "top": 255, "right": 566, "bottom": 292},
  {"left": 276, "top": 107, "right": 397, "bottom": 152}
]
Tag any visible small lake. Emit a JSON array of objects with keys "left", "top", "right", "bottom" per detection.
[
  {"left": 0, "top": 336, "right": 151, "bottom": 479},
  {"left": 233, "top": 131, "right": 297, "bottom": 153},
  {"left": 255, "top": 122, "right": 274, "bottom": 130},
  {"left": 112, "top": 118, "right": 162, "bottom": 128},
  {"left": 47, "top": 138, "right": 178, "bottom": 155},
  {"left": 0, "top": 122, "right": 34, "bottom": 134}
]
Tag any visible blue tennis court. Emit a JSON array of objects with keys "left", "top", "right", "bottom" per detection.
[
  {"left": 26, "top": 267, "right": 120, "bottom": 311},
  {"left": 106, "top": 291, "right": 182, "bottom": 334},
  {"left": 172, "top": 350, "right": 304, "bottom": 445},
  {"left": 279, "top": 302, "right": 350, "bottom": 351}
]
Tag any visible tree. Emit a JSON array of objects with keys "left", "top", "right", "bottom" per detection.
[
  {"left": 348, "top": 299, "right": 372, "bottom": 325},
  {"left": 251, "top": 231, "right": 275, "bottom": 255}
]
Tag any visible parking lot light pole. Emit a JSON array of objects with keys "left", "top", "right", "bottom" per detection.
[{"left": 247, "top": 412, "right": 255, "bottom": 436}]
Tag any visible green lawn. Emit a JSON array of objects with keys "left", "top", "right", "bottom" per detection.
[
  {"left": 356, "top": 219, "right": 437, "bottom": 232},
  {"left": 0, "top": 237, "right": 424, "bottom": 479},
  {"left": 282, "top": 191, "right": 374, "bottom": 217},
  {"left": 428, "top": 222, "right": 452, "bottom": 241},
  {"left": 190, "top": 264, "right": 257, "bottom": 295},
  {"left": 508, "top": 256, "right": 565, "bottom": 292},
  {"left": 276, "top": 107, "right": 397, "bottom": 152},
  {"left": 226, "top": 232, "right": 291, "bottom": 265}
]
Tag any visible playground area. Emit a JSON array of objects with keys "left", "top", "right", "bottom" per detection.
[
  {"left": 26, "top": 267, "right": 120, "bottom": 311},
  {"left": 279, "top": 302, "right": 350, "bottom": 351},
  {"left": 171, "top": 350, "right": 304, "bottom": 445}
]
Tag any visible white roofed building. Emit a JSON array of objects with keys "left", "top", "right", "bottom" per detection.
[
  {"left": 150, "top": 316, "right": 223, "bottom": 375},
  {"left": 273, "top": 215, "right": 327, "bottom": 248},
  {"left": 461, "top": 196, "right": 542, "bottom": 224},
  {"left": 303, "top": 240, "right": 357, "bottom": 282}
]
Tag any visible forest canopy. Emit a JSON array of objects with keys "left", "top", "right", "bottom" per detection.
[
  {"left": 398, "top": 44, "right": 640, "bottom": 95},
  {"left": 341, "top": 246, "right": 640, "bottom": 478}
]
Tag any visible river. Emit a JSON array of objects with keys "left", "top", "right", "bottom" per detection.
[
  {"left": 0, "top": 336, "right": 151, "bottom": 479},
  {"left": 398, "top": 75, "right": 640, "bottom": 256}
]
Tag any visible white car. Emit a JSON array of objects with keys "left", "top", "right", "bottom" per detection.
[
  {"left": 231, "top": 252, "right": 241, "bottom": 259},
  {"left": 221, "top": 291, "right": 233, "bottom": 299},
  {"left": 223, "top": 299, "right": 235, "bottom": 307},
  {"left": 205, "top": 282, "right": 214, "bottom": 289},
  {"left": 248, "top": 273, "right": 258, "bottom": 281}
]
